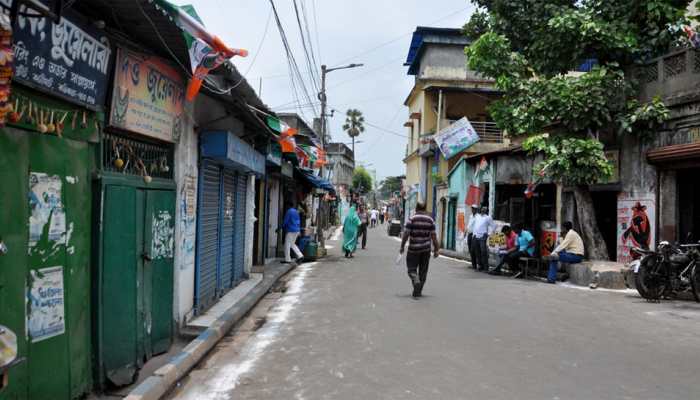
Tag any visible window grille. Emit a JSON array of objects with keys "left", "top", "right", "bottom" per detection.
[
  {"left": 663, "top": 52, "right": 686, "bottom": 79},
  {"left": 102, "top": 132, "right": 174, "bottom": 179}
]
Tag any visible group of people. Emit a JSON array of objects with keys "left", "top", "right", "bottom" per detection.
[{"left": 465, "top": 203, "right": 585, "bottom": 284}]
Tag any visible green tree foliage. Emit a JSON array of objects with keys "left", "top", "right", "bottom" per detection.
[
  {"left": 379, "top": 176, "right": 403, "bottom": 199},
  {"left": 462, "top": 10, "right": 491, "bottom": 41},
  {"left": 352, "top": 167, "right": 373, "bottom": 193},
  {"left": 342, "top": 109, "right": 365, "bottom": 138}
]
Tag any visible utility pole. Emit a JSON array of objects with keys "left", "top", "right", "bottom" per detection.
[{"left": 316, "top": 63, "right": 363, "bottom": 248}]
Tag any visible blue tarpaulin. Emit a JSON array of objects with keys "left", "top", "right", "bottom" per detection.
[{"left": 296, "top": 168, "right": 335, "bottom": 194}]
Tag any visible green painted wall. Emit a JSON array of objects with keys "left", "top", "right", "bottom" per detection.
[
  {"left": 0, "top": 129, "right": 94, "bottom": 400},
  {"left": 0, "top": 85, "right": 97, "bottom": 400}
]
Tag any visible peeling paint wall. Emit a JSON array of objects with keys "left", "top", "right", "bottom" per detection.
[
  {"left": 173, "top": 101, "right": 198, "bottom": 326},
  {"left": 244, "top": 174, "right": 256, "bottom": 275}
]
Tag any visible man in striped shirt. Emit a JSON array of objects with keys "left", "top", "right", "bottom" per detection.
[{"left": 400, "top": 202, "right": 440, "bottom": 298}]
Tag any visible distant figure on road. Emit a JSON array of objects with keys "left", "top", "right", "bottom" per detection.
[
  {"left": 467, "top": 204, "right": 479, "bottom": 269},
  {"left": 546, "top": 221, "right": 584, "bottom": 284},
  {"left": 370, "top": 208, "right": 379, "bottom": 228},
  {"left": 472, "top": 206, "right": 495, "bottom": 271},
  {"left": 358, "top": 206, "right": 369, "bottom": 249},
  {"left": 282, "top": 202, "right": 303, "bottom": 264},
  {"left": 380, "top": 206, "right": 386, "bottom": 224},
  {"left": 342, "top": 205, "right": 361, "bottom": 258},
  {"left": 400, "top": 202, "right": 440, "bottom": 298}
]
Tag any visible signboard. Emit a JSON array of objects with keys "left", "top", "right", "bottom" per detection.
[
  {"left": 434, "top": 117, "right": 480, "bottom": 159},
  {"left": 8, "top": 0, "right": 112, "bottom": 108},
  {"left": 110, "top": 47, "right": 185, "bottom": 142},
  {"left": 617, "top": 193, "right": 656, "bottom": 264},
  {"left": 27, "top": 266, "right": 65, "bottom": 343}
]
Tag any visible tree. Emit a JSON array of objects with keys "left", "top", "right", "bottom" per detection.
[
  {"left": 379, "top": 176, "right": 404, "bottom": 199},
  {"left": 352, "top": 167, "right": 373, "bottom": 194},
  {"left": 464, "top": 0, "right": 689, "bottom": 259},
  {"left": 342, "top": 109, "right": 365, "bottom": 155}
]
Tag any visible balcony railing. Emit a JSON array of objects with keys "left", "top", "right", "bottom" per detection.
[
  {"left": 635, "top": 47, "right": 700, "bottom": 103},
  {"left": 442, "top": 119, "right": 504, "bottom": 143}
]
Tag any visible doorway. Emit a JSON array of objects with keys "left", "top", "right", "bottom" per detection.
[
  {"left": 591, "top": 190, "right": 618, "bottom": 261},
  {"left": 678, "top": 168, "right": 700, "bottom": 242}
]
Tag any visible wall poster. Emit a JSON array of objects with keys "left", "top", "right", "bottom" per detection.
[
  {"left": 617, "top": 193, "right": 656, "bottom": 264},
  {"left": 27, "top": 266, "right": 65, "bottom": 342},
  {"left": 28, "top": 172, "right": 65, "bottom": 250}
]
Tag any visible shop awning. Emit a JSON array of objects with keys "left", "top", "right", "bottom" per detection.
[
  {"left": 201, "top": 131, "right": 266, "bottom": 176},
  {"left": 296, "top": 168, "right": 335, "bottom": 194},
  {"left": 647, "top": 143, "right": 700, "bottom": 165}
]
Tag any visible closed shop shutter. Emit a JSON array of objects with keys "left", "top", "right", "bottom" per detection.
[
  {"left": 195, "top": 161, "right": 221, "bottom": 312},
  {"left": 219, "top": 169, "right": 236, "bottom": 291},
  {"left": 233, "top": 173, "right": 248, "bottom": 284}
]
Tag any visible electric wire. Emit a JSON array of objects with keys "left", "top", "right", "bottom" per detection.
[{"left": 292, "top": 0, "right": 321, "bottom": 94}]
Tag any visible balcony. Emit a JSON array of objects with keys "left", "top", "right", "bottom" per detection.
[
  {"left": 442, "top": 119, "right": 504, "bottom": 143},
  {"left": 635, "top": 48, "right": 700, "bottom": 104}
]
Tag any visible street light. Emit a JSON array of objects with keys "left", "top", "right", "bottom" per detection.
[{"left": 316, "top": 63, "right": 364, "bottom": 248}]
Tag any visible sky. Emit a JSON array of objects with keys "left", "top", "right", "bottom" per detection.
[{"left": 171, "top": 0, "right": 476, "bottom": 181}]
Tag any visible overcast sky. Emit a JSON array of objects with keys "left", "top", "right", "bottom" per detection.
[{"left": 172, "top": 0, "right": 475, "bottom": 180}]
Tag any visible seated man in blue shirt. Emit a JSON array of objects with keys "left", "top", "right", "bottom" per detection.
[{"left": 503, "top": 223, "right": 536, "bottom": 276}]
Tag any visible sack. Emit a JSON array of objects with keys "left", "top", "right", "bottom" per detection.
[{"left": 395, "top": 253, "right": 403, "bottom": 266}]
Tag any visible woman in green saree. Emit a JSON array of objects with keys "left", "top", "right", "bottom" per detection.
[{"left": 342, "top": 205, "right": 361, "bottom": 258}]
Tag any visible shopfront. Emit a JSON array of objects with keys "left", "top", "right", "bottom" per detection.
[
  {"left": 0, "top": 8, "right": 111, "bottom": 399},
  {"left": 94, "top": 47, "right": 182, "bottom": 388},
  {"left": 194, "top": 131, "right": 265, "bottom": 313}
]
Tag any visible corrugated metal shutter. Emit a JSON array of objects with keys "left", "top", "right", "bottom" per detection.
[
  {"left": 219, "top": 169, "right": 236, "bottom": 291},
  {"left": 233, "top": 173, "right": 247, "bottom": 284},
  {"left": 195, "top": 161, "right": 221, "bottom": 313}
]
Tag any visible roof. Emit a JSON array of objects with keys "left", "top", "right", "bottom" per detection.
[
  {"left": 447, "top": 145, "right": 523, "bottom": 178},
  {"left": 404, "top": 26, "right": 471, "bottom": 76}
]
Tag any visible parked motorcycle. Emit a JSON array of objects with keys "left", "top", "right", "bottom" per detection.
[{"left": 632, "top": 241, "right": 700, "bottom": 302}]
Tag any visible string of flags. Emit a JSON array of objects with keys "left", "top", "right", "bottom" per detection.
[{"left": 266, "top": 116, "right": 327, "bottom": 168}]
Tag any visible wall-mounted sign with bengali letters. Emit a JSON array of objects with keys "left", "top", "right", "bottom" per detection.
[
  {"left": 109, "top": 47, "right": 185, "bottom": 142},
  {"left": 6, "top": 0, "right": 112, "bottom": 108}
]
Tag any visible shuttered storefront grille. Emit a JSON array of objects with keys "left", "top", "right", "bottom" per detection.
[{"left": 195, "top": 162, "right": 221, "bottom": 312}]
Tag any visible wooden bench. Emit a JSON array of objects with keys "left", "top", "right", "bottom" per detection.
[{"left": 516, "top": 257, "right": 542, "bottom": 280}]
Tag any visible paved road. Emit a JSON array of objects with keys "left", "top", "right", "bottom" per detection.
[{"left": 169, "top": 226, "right": 700, "bottom": 400}]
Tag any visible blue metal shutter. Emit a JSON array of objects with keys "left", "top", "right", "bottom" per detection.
[
  {"left": 195, "top": 161, "right": 221, "bottom": 313},
  {"left": 233, "top": 173, "right": 248, "bottom": 284},
  {"left": 219, "top": 168, "right": 236, "bottom": 291}
]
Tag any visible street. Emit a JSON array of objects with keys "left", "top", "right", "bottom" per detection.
[{"left": 168, "top": 227, "right": 700, "bottom": 400}]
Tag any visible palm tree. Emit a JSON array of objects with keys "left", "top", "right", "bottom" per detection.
[{"left": 342, "top": 109, "right": 365, "bottom": 155}]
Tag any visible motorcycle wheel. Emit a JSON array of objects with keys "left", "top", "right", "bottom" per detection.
[
  {"left": 635, "top": 255, "right": 665, "bottom": 300},
  {"left": 690, "top": 264, "right": 700, "bottom": 302}
]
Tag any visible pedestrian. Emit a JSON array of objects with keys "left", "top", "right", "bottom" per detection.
[
  {"left": 489, "top": 225, "right": 518, "bottom": 275},
  {"left": 508, "top": 223, "right": 536, "bottom": 277},
  {"left": 380, "top": 206, "right": 386, "bottom": 224},
  {"left": 399, "top": 202, "right": 440, "bottom": 298},
  {"left": 342, "top": 205, "right": 361, "bottom": 258},
  {"left": 282, "top": 202, "right": 304, "bottom": 264},
  {"left": 370, "top": 208, "right": 379, "bottom": 228},
  {"left": 358, "top": 206, "right": 369, "bottom": 249},
  {"left": 467, "top": 204, "right": 479, "bottom": 269},
  {"left": 546, "top": 221, "right": 584, "bottom": 284},
  {"left": 472, "top": 206, "right": 495, "bottom": 271}
]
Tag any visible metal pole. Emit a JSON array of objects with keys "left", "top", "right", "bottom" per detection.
[{"left": 317, "top": 65, "right": 328, "bottom": 248}]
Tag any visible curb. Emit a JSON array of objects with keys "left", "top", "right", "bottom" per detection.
[{"left": 124, "top": 262, "right": 296, "bottom": 400}]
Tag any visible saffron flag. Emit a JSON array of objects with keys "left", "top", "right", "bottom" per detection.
[{"left": 267, "top": 117, "right": 298, "bottom": 153}]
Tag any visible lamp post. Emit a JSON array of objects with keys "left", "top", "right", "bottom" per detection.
[{"left": 316, "top": 63, "right": 363, "bottom": 248}]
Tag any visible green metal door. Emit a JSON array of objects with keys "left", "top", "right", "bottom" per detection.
[
  {"left": 0, "top": 128, "right": 92, "bottom": 400},
  {"left": 447, "top": 199, "right": 456, "bottom": 251},
  {"left": 98, "top": 184, "right": 174, "bottom": 387},
  {"left": 144, "top": 190, "right": 175, "bottom": 355}
]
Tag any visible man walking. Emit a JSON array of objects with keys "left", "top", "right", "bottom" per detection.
[
  {"left": 282, "top": 202, "right": 303, "bottom": 263},
  {"left": 546, "top": 221, "right": 584, "bottom": 284},
  {"left": 472, "top": 206, "right": 495, "bottom": 271},
  {"left": 370, "top": 208, "right": 379, "bottom": 228},
  {"left": 400, "top": 202, "right": 439, "bottom": 298},
  {"left": 467, "top": 204, "right": 479, "bottom": 269},
  {"left": 358, "top": 206, "right": 369, "bottom": 249}
]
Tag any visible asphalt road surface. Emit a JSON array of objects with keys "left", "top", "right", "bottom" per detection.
[{"left": 168, "top": 225, "right": 700, "bottom": 400}]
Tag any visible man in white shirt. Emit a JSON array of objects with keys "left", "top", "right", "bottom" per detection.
[
  {"left": 467, "top": 205, "right": 479, "bottom": 269},
  {"left": 370, "top": 208, "right": 379, "bottom": 228},
  {"left": 472, "top": 206, "right": 495, "bottom": 271}
]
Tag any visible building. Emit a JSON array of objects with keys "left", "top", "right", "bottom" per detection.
[
  {"left": 401, "top": 26, "right": 508, "bottom": 247},
  {"left": 326, "top": 142, "right": 355, "bottom": 194}
]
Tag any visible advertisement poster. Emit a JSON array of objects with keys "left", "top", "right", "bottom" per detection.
[
  {"left": 27, "top": 266, "right": 65, "bottom": 343},
  {"left": 7, "top": 0, "right": 112, "bottom": 108},
  {"left": 617, "top": 193, "right": 656, "bottom": 264},
  {"left": 110, "top": 47, "right": 185, "bottom": 142},
  {"left": 434, "top": 117, "right": 480, "bottom": 159},
  {"left": 151, "top": 210, "right": 174, "bottom": 260},
  {"left": 28, "top": 172, "right": 65, "bottom": 250}
]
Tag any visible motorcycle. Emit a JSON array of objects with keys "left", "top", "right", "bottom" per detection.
[{"left": 632, "top": 241, "right": 700, "bottom": 302}]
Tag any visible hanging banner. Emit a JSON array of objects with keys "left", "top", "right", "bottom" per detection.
[
  {"left": 7, "top": 0, "right": 112, "bottom": 109},
  {"left": 434, "top": 117, "right": 480, "bottom": 159},
  {"left": 109, "top": 47, "right": 185, "bottom": 142},
  {"left": 27, "top": 266, "right": 65, "bottom": 343}
]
